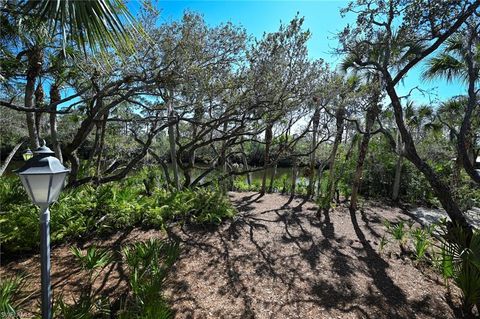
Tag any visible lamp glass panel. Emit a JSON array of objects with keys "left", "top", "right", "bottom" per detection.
[
  {"left": 22, "top": 153, "right": 33, "bottom": 161},
  {"left": 48, "top": 173, "right": 67, "bottom": 203},
  {"left": 20, "top": 175, "right": 35, "bottom": 203},
  {"left": 23, "top": 174, "right": 51, "bottom": 205}
]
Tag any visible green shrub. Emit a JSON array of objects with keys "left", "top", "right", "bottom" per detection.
[
  {"left": 453, "top": 181, "right": 480, "bottom": 212},
  {"left": 55, "top": 293, "right": 110, "bottom": 319},
  {"left": 0, "top": 204, "right": 39, "bottom": 251},
  {"left": 378, "top": 235, "right": 389, "bottom": 253},
  {"left": 384, "top": 220, "right": 408, "bottom": 253},
  {"left": 233, "top": 176, "right": 261, "bottom": 192},
  {"left": 54, "top": 246, "right": 114, "bottom": 319},
  {"left": 0, "top": 177, "right": 30, "bottom": 207},
  {"left": 71, "top": 246, "right": 113, "bottom": 277},
  {"left": 384, "top": 218, "right": 480, "bottom": 317},
  {"left": 410, "top": 227, "right": 431, "bottom": 262},
  {"left": 438, "top": 224, "right": 480, "bottom": 315},
  {"left": 0, "top": 172, "right": 236, "bottom": 252}
]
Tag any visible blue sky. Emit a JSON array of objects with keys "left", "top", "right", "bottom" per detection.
[{"left": 127, "top": 0, "right": 464, "bottom": 104}]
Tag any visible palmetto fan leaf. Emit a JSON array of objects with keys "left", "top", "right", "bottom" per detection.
[
  {"left": 422, "top": 53, "right": 465, "bottom": 82},
  {"left": 20, "top": 0, "right": 135, "bottom": 52},
  {"left": 440, "top": 97, "right": 466, "bottom": 113},
  {"left": 444, "top": 36, "right": 465, "bottom": 54},
  {"left": 339, "top": 53, "right": 358, "bottom": 74}
]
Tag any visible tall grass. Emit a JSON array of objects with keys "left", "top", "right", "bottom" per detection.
[{"left": 0, "top": 274, "right": 29, "bottom": 318}]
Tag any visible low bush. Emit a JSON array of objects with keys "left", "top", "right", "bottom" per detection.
[
  {"left": 0, "top": 170, "right": 235, "bottom": 252},
  {"left": 410, "top": 226, "right": 433, "bottom": 262},
  {"left": 384, "top": 220, "right": 408, "bottom": 252},
  {"left": 56, "top": 246, "right": 113, "bottom": 318},
  {"left": 437, "top": 224, "right": 480, "bottom": 316}
]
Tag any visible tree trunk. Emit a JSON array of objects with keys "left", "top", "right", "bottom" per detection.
[
  {"left": 261, "top": 123, "right": 273, "bottom": 195},
  {"left": 392, "top": 154, "right": 403, "bottom": 201},
  {"left": 307, "top": 108, "right": 321, "bottom": 199},
  {"left": 90, "top": 121, "right": 102, "bottom": 160},
  {"left": 350, "top": 101, "right": 379, "bottom": 211},
  {"left": 241, "top": 143, "right": 251, "bottom": 186},
  {"left": 457, "top": 47, "right": 480, "bottom": 184},
  {"left": 451, "top": 156, "right": 462, "bottom": 188},
  {"left": 290, "top": 156, "right": 298, "bottom": 200},
  {"left": 25, "top": 46, "right": 43, "bottom": 149},
  {"left": 167, "top": 97, "right": 180, "bottom": 189},
  {"left": 65, "top": 151, "right": 80, "bottom": 185},
  {"left": 392, "top": 131, "right": 404, "bottom": 201},
  {"left": 268, "top": 159, "right": 278, "bottom": 193},
  {"left": 337, "top": 135, "right": 357, "bottom": 203},
  {"left": 322, "top": 105, "right": 345, "bottom": 210},
  {"left": 316, "top": 161, "right": 326, "bottom": 199},
  {"left": 190, "top": 104, "right": 203, "bottom": 168},
  {"left": 34, "top": 83, "right": 45, "bottom": 137},
  {"left": 148, "top": 149, "right": 172, "bottom": 187},
  {"left": 183, "top": 168, "right": 192, "bottom": 188},
  {"left": 95, "top": 112, "right": 108, "bottom": 181},
  {"left": 385, "top": 78, "right": 468, "bottom": 227},
  {"left": 0, "top": 140, "right": 24, "bottom": 177},
  {"left": 49, "top": 83, "right": 63, "bottom": 162},
  {"left": 184, "top": 105, "right": 203, "bottom": 188}
]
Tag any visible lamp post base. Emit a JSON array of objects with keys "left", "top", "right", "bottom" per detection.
[{"left": 40, "top": 206, "right": 51, "bottom": 319}]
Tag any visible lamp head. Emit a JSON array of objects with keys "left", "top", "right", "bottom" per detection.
[{"left": 16, "top": 145, "right": 69, "bottom": 206}]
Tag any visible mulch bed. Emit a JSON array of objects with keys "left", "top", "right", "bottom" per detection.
[
  {"left": 164, "top": 192, "right": 462, "bottom": 319},
  {"left": 1, "top": 192, "right": 463, "bottom": 318}
]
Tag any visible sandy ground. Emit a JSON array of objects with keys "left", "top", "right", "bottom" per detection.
[{"left": 1, "top": 192, "right": 464, "bottom": 318}]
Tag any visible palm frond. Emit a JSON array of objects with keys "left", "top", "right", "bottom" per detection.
[
  {"left": 417, "top": 105, "right": 433, "bottom": 119},
  {"left": 339, "top": 54, "right": 359, "bottom": 74},
  {"left": 20, "top": 0, "right": 136, "bottom": 53},
  {"left": 440, "top": 97, "right": 466, "bottom": 113},
  {"left": 444, "top": 36, "right": 464, "bottom": 54},
  {"left": 422, "top": 53, "right": 465, "bottom": 82}
]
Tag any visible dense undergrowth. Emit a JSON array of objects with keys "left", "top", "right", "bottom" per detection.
[
  {"left": 233, "top": 175, "right": 314, "bottom": 196},
  {"left": 0, "top": 168, "right": 235, "bottom": 252},
  {"left": 235, "top": 137, "right": 480, "bottom": 210}
]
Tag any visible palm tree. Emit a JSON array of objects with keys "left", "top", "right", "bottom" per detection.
[
  {"left": 349, "top": 84, "right": 380, "bottom": 210},
  {"left": 436, "top": 97, "right": 470, "bottom": 188},
  {"left": 423, "top": 21, "right": 480, "bottom": 184},
  {"left": 320, "top": 74, "right": 360, "bottom": 211},
  {"left": 340, "top": 55, "right": 382, "bottom": 211}
]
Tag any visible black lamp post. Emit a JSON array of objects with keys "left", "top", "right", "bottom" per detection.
[{"left": 16, "top": 145, "right": 69, "bottom": 319}]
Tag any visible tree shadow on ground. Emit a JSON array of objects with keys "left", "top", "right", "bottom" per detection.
[
  {"left": 350, "top": 208, "right": 406, "bottom": 317},
  {"left": 165, "top": 194, "right": 458, "bottom": 319}
]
